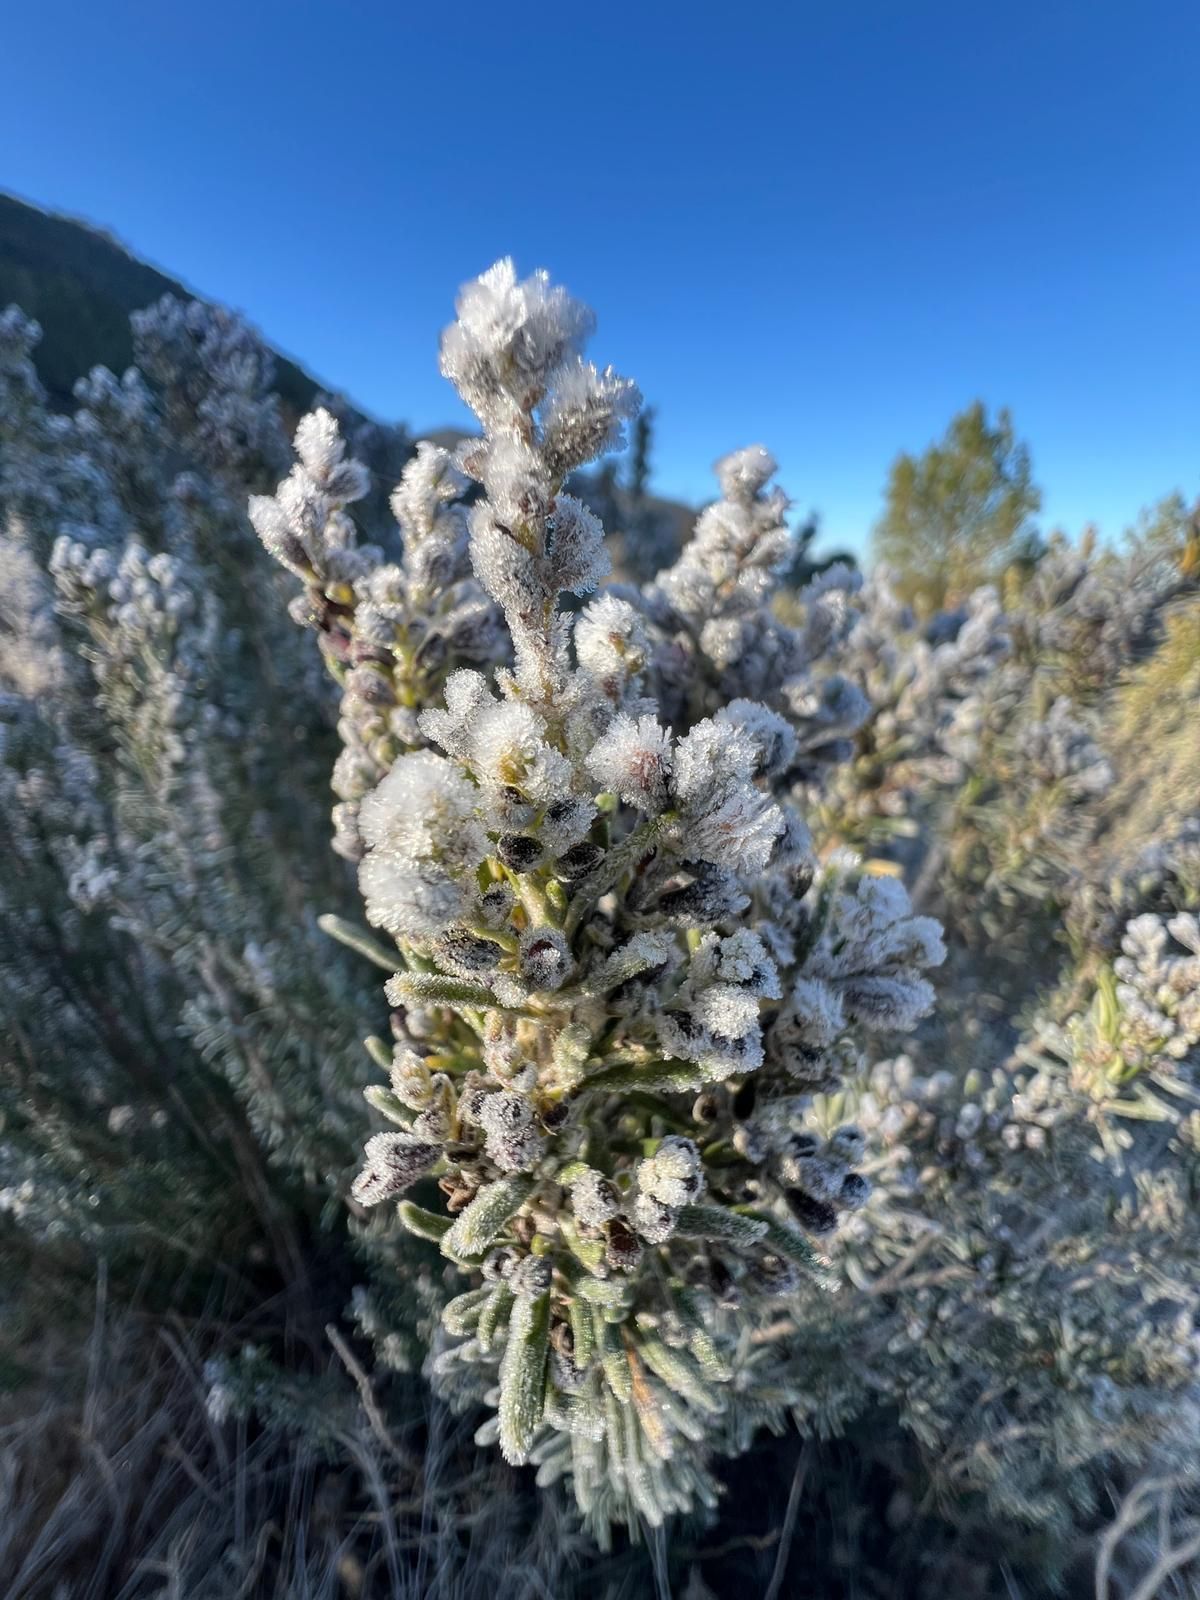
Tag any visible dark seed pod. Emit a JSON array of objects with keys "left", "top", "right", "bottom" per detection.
[
  {"left": 433, "top": 928, "right": 504, "bottom": 973},
  {"left": 555, "top": 841, "right": 604, "bottom": 880},
  {"left": 540, "top": 1099, "right": 571, "bottom": 1132},
  {"left": 663, "top": 1008, "right": 701, "bottom": 1042},
  {"left": 413, "top": 629, "right": 448, "bottom": 670},
  {"left": 839, "top": 1171, "right": 872, "bottom": 1211},
  {"left": 605, "top": 1215, "right": 643, "bottom": 1272},
  {"left": 708, "top": 1257, "right": 741, "bottom": 1310},
  {"left": 789, "top": 862, "right": 815, "bottom": 897},
  {"left": 457, "top": 1086, "right": 491, "bottom": 1125},
  {"left": 347, "top": 664, "right": 396, "bottom": 706},
  {"left": 751, "top": 1252, "right": 801, "bottom": 1295},
  {"left": 786, "top": 1187, "right": 839, "bottom": 1236},
  {"left": 731, "top": 1078, "right": 758, "bottom": 1120},
  {"left": 497, "top": 833, "right": 545, "bottom": 872},
  {"left": 481, "top": 1246, "right": 519, "bottom": 1282},
  {"left": 349, "top": 638, "right": 394, "bottom": 666}
]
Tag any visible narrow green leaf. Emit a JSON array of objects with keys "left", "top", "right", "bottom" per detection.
[
  {"left": 442, "top": 1286, "right": 491, "bottom": 1336},
  {"left": 318, "top": 914, "right": 399, "bottom": 971},
  {"left": 741, "top": 1211, "right": 839, "bottom": 1291},
  {"left": 477, "top": 1282, "right": 514, "bottom": 1355},
  {"left": 396, "top": 1201, "right": 451, "bottom": 1243},
  {"left": 363, "top": 1084, "right": 413, "bottom": 1126},
  {"left": 569, "top": 1290, "right": 598, "bottom": 1370},
  {"left": 674, "top": 1203, "right": 769, "bottom": 1246},
  {"left": 386, "top": 971, "right": 497, "bottom": 1012},
  {"left": 498, "top": 1285, "right": 551, "bottom": 1464},
  {"left": 636, "top": 1333, "right": 725, "bottom": 1416},
  {"left": 593, "top": 1307, "right": 632, "bottom": 1402},
  {"left": 442, "top": 1174, "right": 536, "bottom": 1263},
  {"left": 582, "top": 1058, "right": 705, "bottom": 1095}
]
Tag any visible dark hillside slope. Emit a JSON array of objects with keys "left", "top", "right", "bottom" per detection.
[{"left": 0, "top": 192, "right": 321, "bottom": 413}]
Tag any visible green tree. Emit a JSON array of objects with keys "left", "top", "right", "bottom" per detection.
[{"left": 873, "top": 402, "right": 1042, "bottom": 610}]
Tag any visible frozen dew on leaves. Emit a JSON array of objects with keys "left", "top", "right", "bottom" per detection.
[{"left": 259, "top": 258, "right": 946, "bottom": 1535}]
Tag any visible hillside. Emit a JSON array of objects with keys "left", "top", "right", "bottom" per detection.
[{"left": 0, "top": 191, "right": 322, "bottom": 414}]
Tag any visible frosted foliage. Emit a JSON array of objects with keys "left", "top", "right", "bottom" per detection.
[
  {"left": 260, "top": 259, "right": 945, "bottom": 1536},
  {"left": 0, "top": 288, "right": 392, "bottom": 1270},
  {"left": 5, "top": 241, "right": 1199, "bottom": 1582}
]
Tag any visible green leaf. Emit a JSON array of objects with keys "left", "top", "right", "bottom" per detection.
[
  {"left": 498, "top": 1284, "right": 551, "bottom": 1464},
  {"left": 396, "top": 1201, "right": 452, "bottom": 1244},
  {"left": 636, "top": 1333, "right": 725, "bottom": 1416},
  {"left": 317, "top": 914, "right": 399, "bottom": 972},
  {"left": 386, "top": 971, "right": 497, "bottom": 1012},
  {"left": 442, "top": 1175, "right": 536, "bottom": 1264},
  {"left": 442, "top": 1286, "right": 491, "bottom": 1336},
  {"left": 674, "top": 1204, "right": 768, "bottom": 1246},
  {"left": 582, "top": 1058, "right": 705, "bottom": 1095},
  {"left": 363, "top": 1085, "right": 413, "bottom": 1126},
  {"left": 593, "top": 1307, "right": 632, "bottom": 1402},
  {"left": 477, "top": 1282, "right": 514, "bottom": 1355},
  {"left": 741, "top": 1211, "right": 839, "bottom": 1292}
]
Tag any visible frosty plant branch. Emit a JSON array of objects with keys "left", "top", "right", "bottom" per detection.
[{"left": 255, "top": 258, "right": 946, "bottom": 1532}]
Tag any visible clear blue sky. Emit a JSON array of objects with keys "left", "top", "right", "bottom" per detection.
[{"left": 4, "top": 0, "right": 1198, "bottom": 556}]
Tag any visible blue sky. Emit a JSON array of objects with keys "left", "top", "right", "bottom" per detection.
[{"left": 4, "top": 0, "right": 1198, "bottom": 556}]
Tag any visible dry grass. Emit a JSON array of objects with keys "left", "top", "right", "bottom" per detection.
[{"left": 0, "top": 1268, "right": 642, "bottom": 1600}]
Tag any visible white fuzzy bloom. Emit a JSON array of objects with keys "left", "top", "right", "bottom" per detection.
[
  {"left": 716, "top": 699, "right": 797, "bottom": 779},
  {"left": 636, "top": 1136, "right": 704, "bottom": 1208},
  {"left": 540, "top": 358, "right": 642, "bottom": 476},
  {"left": 439, "top": 258, "right": 595, "bottom": 426},
  {"left": 705, "top": 928, "right": 782, "bottom": 998},
  {"left": 518, "top": 926, "right": 575, "bottom": 991},
  {"left": 571, "top": 1167, "right": 622, "bottom": 1226},
  {"left": 359, "top": 854, "right": 470, "bottom": 938},
  {"left": 390, "top": 440, "right": 468, "bottom": 544},
  {"left": 585, "top": 714, "right": 673, "bottom": 811},
  {"left": 358, "top": 751, "right": 486, "bottom": 870},
  {"left": 674, "top": 773, "right": 784, "bottom": 876},
  {"left": 419, "top": 668, "right": 493, "bottom": 759},
  {"left": 632, "top": 1193, "right": 677, "bottom": 1244},
  {"left": 781, "top": 977, "right": 847, "bottom": 1053},
  {"left": 714, "top": 444, "right": 777, "bottom": 503},
  {"left": 670, "top": 717, "right": 757, "bottom": 809},
  {"left": 474, "top": 433, "right": 551, "bottom": 531},
  {"left": 545, "top": 494, "right": 610, "bottom": 596},
  {"left": 477, "top": 1090, "right": 545, "bottom": 1171},
  {"left": 691, "top": 983, "right": 762, "bottom": 1040},
  {"left": 467, "top": 504, "right": 539, "bottom": 613},
  {"left": 574, "top": 594, "right": 650, "bottom": 693}
]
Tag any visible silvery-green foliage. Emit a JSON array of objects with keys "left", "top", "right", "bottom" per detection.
[
  {"left": 803, "top": 569, "right": 1010, "bottom": 853},
  {"left": 259, "top": 259, "right": 946, "bottom": 1537},
  {"left": 750, "top": 815, "right": 1200, "bottom": 1582},
  {"left": 0, "top": 297, "right": 382, "bottom": 1262},
  {"left": 888, "top": 534, "right": 1192, "bottom": 1003}
]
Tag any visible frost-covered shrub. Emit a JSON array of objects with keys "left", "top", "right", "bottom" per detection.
[
  {"left": 732, "top": 820, "right": 1200, "bottom": 1586},
  {"left": 798, "top": 569, "right": 1010, "bottom": 856},
  {"left": 0, "top": 297, "right": 387, "bottom": 1269},
  {"left": 258, "top": 259, "right": 947, "bottom": 1536},
  {"left": 6, "top": 255, "right": 1199, "bottom": 1589}
]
